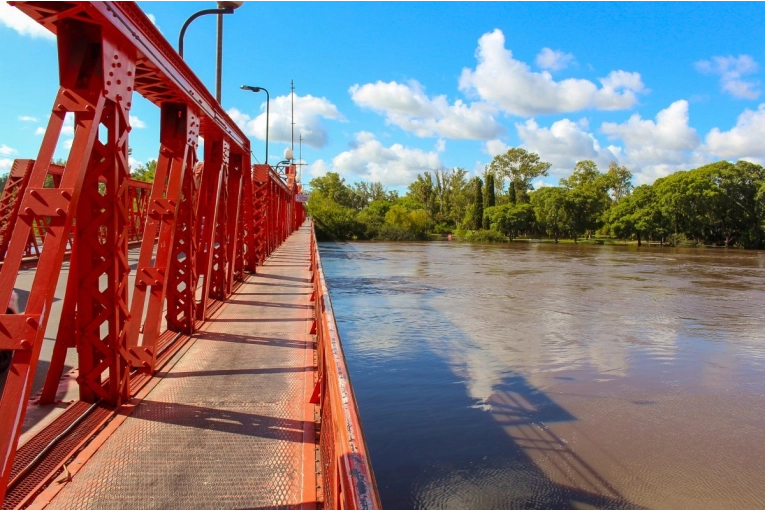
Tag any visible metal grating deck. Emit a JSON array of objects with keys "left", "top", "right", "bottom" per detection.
[{"left": 46, "top": 226, "right": 317, "bottom": 509}]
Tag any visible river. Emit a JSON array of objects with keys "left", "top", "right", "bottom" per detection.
[{"left": 320, "top": 241, "right": 765, "bottom": 510}]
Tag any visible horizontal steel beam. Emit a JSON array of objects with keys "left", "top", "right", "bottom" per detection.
[{"left": 11, "top": 1, "right": 250, "bottom": 152}]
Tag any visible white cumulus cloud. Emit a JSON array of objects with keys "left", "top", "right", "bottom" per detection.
[
  {"left": 536, "top": 48, "right": 575, "bottom": 71},
  {"left": 228, "top": 93, "right": 343, "bottom": 151},
  {"left": 62, "top": 112, "right": 74, "bottom": 135},
  {"left": 350, "top": 80, "right": 503, "bottom": 140},
  {"left": 310, "top": 131, "right": 442, "bottom": 187},
  {"left": 0, "top": 144, "right": 17, "bottom": 156},
  {"left": 0, "top": 158, "right": 14, "bottom": 173},
  {"left": 0, "top": 2, "right": 54, "bottom": 39},
  {"left": 695, "top": 55, "right": 760, "bottom": 100},
  {"left": 602, "top": 100, "right": 699, "bottom": 151},
  {"left": 35, "top": 127, "right": 45, "bottom": 136},
  {"left": 484, "top": 139, "right": 510, "bottom": 157},
  {"left": 146, "top": 13, "right": 162, "bottom": 34},
  {"left": 705, "top": 103, "right": 765, "bottom": 161},
  {"left": 601, "top": 100, "right": 706, "bottom": 183},
  {"left": 18, "top": 115, "right": 37, "bottom": 122},
  {"left": 459, "top": 29, "right": 645, "bottom": 116},
  {"left": 129, "top": 115, "right": 146, "bottom": 129},
  {"left": 517, "top": 118, "right": 620, "bottom": 176}
]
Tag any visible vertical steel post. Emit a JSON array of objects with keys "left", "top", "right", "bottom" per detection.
[{"left": 126, "top": 104, "right": 199, "bottom": 372}]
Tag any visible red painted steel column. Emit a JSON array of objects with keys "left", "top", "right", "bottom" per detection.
[
  {"left": 209, "top": 146, "right": 230, "bottom": 302},
  {"left": 125, "top": 103, "right": 199, "bottom": 372},
  {"left": 165, "top": 155, "right": 201, "bottom": 335},
  {"left": 0, "top": 18, "right": 134, "bottom": 497},
  {"left": 225, "top": 153, "right": 243, "bottom": 295},
  {"left": 239, "top": 162, "right": 255, "bottom": 274},
  {"left": 251, "top": 165, "right": 268, "bottom": 267},
  {"left": 195, "top": 138, "right": 227, "bottom": 318}
]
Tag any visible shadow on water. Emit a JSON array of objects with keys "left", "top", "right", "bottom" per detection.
[
  {"left": 350, "top": 337, "right": 641, "bottom": 509},
  {"left": 322, "top": 242, "right": 644, "bottom": 510}
]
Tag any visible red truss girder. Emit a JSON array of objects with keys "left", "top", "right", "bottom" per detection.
[
  {"left": 0, "top": 159, "right": 152, "bottom": 263},
  {"left": 0, "top": 1, "right": 307, "bottom": 503}
]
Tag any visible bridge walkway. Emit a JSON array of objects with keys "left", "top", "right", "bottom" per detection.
[{"left": 45, "top": 225, "right": 317, "bottom": 509}]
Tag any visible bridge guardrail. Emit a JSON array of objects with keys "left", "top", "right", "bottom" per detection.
[{"left": 310, "top": 223, "right": 382, "bottom": 510}]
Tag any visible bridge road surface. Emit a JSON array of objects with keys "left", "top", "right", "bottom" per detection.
[
  {"left": 1, "top": 247, "right": 142, "bottom": 442},
  {"left": 41, "top": 225, "right": 318, "bottom": 509}
]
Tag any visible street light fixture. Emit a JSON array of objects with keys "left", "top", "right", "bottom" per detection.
[
  {"left": 178, "top": 1, "right": 244, "bottom": 103},
  {"left": 240, "top": 85, "right": 269, "bottom": 165}
]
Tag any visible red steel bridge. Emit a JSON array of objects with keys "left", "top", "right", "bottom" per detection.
[{"left": 0, "top": 2, "right": 380, "bottom": 508}]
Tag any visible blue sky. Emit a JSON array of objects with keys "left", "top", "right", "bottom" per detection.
[{"left": 2, "top": 2, "right": 765, "bottom": 191}]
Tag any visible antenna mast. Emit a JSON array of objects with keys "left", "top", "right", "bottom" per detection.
[{"left": 290, "top": 79, "right": 295, "bottom": 162}]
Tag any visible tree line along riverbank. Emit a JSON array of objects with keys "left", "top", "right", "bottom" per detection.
[{"left": 307, "top": 148, "right": 765, "bottom": 248}]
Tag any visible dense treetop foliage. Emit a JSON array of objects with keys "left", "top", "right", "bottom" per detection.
[{"left": 307, "top": 148, "right": 765, "bottom": 248}]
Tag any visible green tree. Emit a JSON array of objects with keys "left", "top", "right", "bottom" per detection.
[
  {"left": 484, "top": 172, "right": 496, "bottom": 208},
  {"left": 530, "top": 187, "right": 569, "bottom": 242},
  {"left": 383, "top": 204, "right": 432, "bottom": 240},
  {"left": 609, "top": 185, "right": 664, "bottom": 246},
  {"left": 472, "top": 177, "right": 483, "bottom": 230},
  {"left": 306, "top": 194, "right": 362, "bottom": 240},
  {"left": 357, "top": 198, "right": 393, "bottom": 239},
  {"left": 487, "top": 148, "right": 551, "bottom": 204},
  {"left": 560, "top": 160, "right": 612, "bottom": 241},
  {"left": 308, "top": 172, "right": 356, "bottom": 208},
  {"left": 604, "top": 161, "right": 634, "bottom": 203},
  {"left": 131, "top": 159, "right": 157, "bottom": 183},
  {"left": 408, "top": 172, "right": 437, "bottom": 218},
  {"left": 482, "top": 172, "right": 495, "bottom": 228},
  {"left": 485, "top": 203, "right": 534, "bottom": 240}
]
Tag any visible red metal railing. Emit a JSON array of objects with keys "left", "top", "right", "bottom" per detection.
[{"left": 310, "top": 223, "right": 382, "bottom": 510}]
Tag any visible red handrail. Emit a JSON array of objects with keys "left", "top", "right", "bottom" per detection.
[{"left": 310, "top": 222, "right": 382, "bottom": 509}]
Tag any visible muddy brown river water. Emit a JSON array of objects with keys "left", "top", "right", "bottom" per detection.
[{"left": 320, "top": 241, "right": 765, "bottom": 510}]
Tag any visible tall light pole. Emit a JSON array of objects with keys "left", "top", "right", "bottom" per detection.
[
  {"left": 240, "top": 85, "right": 269, "bottom": 165},
  {"left": 178, "top": 1, "right": 243, "bottom": 103}
]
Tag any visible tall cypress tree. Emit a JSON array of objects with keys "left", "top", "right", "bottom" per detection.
[
  {"left": 473, "top": 177, "right": 484, "bottom": 230},
  {"left": 485, "top": 173, "right": 496, "bottom": 208}
]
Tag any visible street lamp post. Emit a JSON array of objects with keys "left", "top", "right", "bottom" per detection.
[
  {"left": 240, "top": 85, "right": 269, "bottom": 166},
  {"left": 178, "top": 1, "right": 243, "bottom": 103}
]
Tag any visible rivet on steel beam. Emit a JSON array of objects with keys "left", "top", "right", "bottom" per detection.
[
  {"left": 142, "top": 361, "right": 151, "bottom": 368},
  {"left": 143, "top": 348, "right": 152, "bottom": 355},
  {"left": 20, "top": 340, "right": 32, "bottom": 350},
  {"left": 24, "top": 207, "right": 33, "bottom": 215},
  {"left": 26, "top": 317, "right": 38, "bottom": 328},
  {"left": 61, "top": 190, "right": 71, "bottom": 199},
  {"left": 55, "top": 208, "right": 66, "bottom": 216}
]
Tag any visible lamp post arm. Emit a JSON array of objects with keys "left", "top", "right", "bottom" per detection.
[{"left": 178, "top": 7, "right": 232, "bottom": 58}]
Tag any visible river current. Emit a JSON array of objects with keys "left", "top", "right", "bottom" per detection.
[{"left": 320, "top": 241, "right": 765, "bottom": 510}]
